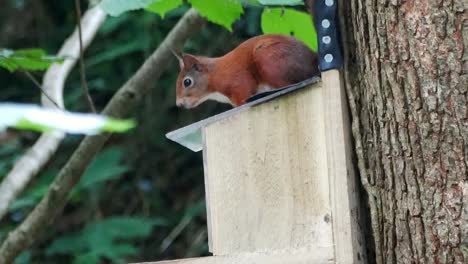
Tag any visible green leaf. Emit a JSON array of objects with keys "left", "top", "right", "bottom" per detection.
[
  {"left": 0, "top": 103, "right": 135, "bottom": 134},
  {"left": 76, "top": 147, "right": 130, "bottom": 191},
  {"left": 9, "top": 197, "right": 38, "bottom": 211},
  {"left": 189, "top": 0, "right": 244, "bottom": 31},
  {"left": 99, "top": 13, "right": 131, "bottom": 34},
  {"left": 145, "top": 0, "right": 183, "bottom": 18},
  {"left": 72, "top": 253, "right": 100, "bottom": 264},
  {"left": 258, "top": 0, "right": 303, "bottom": 5},
  {"left": 14, "top": 251, "right": 31, "bottom": 264},
  {"left": 183, "top": 200, "right": 206, "bottom": 218},
  {"left": 47, "top": 217, "right": 163, "bottom": 263},
  {"left": 15, "top": 119, "right": 54, "bottom": 133},
  {"left": 11, "top": 147, "right": 130, "bottom": 211},
  {"left": 0, "top": 48, "right": 64, "bottom": 72},
  {"left": 88, "top": 217, "right": 156, "bottom": 239},
  {"left": 9, "top": 171, "right": 55, "bottom": 211},
  {"left": 102, "top": 244, "right": 139, "bottom": 260},
  {"left": 86, "top": 40, "right": 144, "bottom": 67},
  {"left": 11, "top": 147, "right": 130, "bottom": 210},
  {"left": 99, "top": 0, "right": 155, "bottom": 16},
  {"left": 261, "top": 7, "right": 317, "bottom": 51},
  {"left": 102, "top": 118, "right": 136, "bottom": 133},
  {"left": 46, "top": 235, "right": 88, "bottom": 255}
]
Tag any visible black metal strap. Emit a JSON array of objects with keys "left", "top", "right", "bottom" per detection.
[
  {"left": 246, "top": 76, "right": 321, "bottom": 103},
  {"left": 313, "top": 0, "right": 343, "bottom": 71}
]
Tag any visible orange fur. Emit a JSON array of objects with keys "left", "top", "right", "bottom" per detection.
[{"left": 175, "top": 34, "right": 319, "bottom": 108}]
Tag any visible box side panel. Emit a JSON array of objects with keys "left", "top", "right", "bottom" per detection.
[
  {"left": 203, "top": 85, "right": 334, "bottom": 256},
  {"left": 201, "top": 129, "right": 213, "bottom": 252},
  {"left": 322, "top": 70, "right": 366, "bottom": 263}
]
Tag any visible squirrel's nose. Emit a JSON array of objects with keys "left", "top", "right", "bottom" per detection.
[{"left": 176, "top": 99, "right": 184, "bottom": 107}]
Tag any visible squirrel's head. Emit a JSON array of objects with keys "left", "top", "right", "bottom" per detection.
[{"left": 174, "top": 53, "right": 211, "bottom": 109}]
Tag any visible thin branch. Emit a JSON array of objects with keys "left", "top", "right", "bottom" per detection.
[
  {"left": 75, "top": 0, "right": 96, "bottom": 113},
  {"left": 160, "top": 216, "right": 193, "bottom": 253},
  {"left": 22, "top": 71, "right": 60, "bottom": 108},
  {"left": 0, "top": 6, "right": 106, "bottom": 223},
  {"left": 0, "top": 9, "right": 204, "bottom": 264}
]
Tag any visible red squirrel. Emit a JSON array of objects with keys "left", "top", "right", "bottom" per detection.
[{"left": 174, "top": 34, "right": 319, "bottom": 108}]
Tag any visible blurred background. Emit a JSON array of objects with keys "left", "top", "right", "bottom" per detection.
[{"left": 0, "top": 0, "right": 265, "bottom": 263}]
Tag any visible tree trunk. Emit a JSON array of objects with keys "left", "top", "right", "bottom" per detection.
[{"left": 341, "top": 0, "right": 467, "bottom": 263}]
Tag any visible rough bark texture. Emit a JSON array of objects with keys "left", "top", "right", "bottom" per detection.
[{"left": 342, "top": 0, "right": 467, "bottom": 263}]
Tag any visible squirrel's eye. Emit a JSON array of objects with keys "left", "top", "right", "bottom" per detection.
[{"left": 183, "top": 77, "right": 193, "bottom": 88}]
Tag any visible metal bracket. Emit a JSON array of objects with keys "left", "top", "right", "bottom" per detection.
[{"left": 313, "top": 0, "right": 343, "bottom": 71}]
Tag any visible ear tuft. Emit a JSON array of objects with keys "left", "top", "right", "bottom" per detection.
[
  {"left": 170, "top": 48, "right": 184, "bottom": 70},
  {"left": 182, "top": 54, "right": 201, "bottom": 70}
]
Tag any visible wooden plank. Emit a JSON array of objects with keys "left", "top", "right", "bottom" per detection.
[
  {"left": 202, "top": 83, "right": 334, "bottom": 257},
  {"left": 202, "top": 131, "right": 213, "bottom": 251},
  {"left": 321, "top": 70, "right": 366, "bottom": 263},
  {"left": 135, "top": 250, "right": 334, "bottom": 264}
]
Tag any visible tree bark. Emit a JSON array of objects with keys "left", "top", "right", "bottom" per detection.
[{"left": 342, "top": 0, "right": 467, "bottom": 263}]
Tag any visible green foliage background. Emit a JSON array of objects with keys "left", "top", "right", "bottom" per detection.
[{"left": 0, "top": 0, "right": 315, "bottom": 263}]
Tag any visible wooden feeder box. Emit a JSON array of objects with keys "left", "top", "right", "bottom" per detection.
[{"left": 148, "top": 73, "right": 365, "bottom": 264}]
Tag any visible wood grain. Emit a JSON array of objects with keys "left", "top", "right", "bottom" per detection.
[
  {"left": 202, "top": 83, "right": 334, "bottom": 257},
  {"left": 321, "top": 70, "right": 366, "bottom": 263},
  {"left": 135, "top": 249, "right": 334, "bottom": 264}
]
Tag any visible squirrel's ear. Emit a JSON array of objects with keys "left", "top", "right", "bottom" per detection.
[
  {"left": 170, "top": 48, "right": 184, "bottom": 70},
  {"left": 182, "top": 54, "right": 202, "bottom": 70}
]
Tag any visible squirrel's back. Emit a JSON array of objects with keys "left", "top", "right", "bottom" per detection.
[
  {"left": 224, "top": 34, "right": 319, "bottom": 87},
  {"left": 254, "top": 34, "right": 319, "bottom": 87}
]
